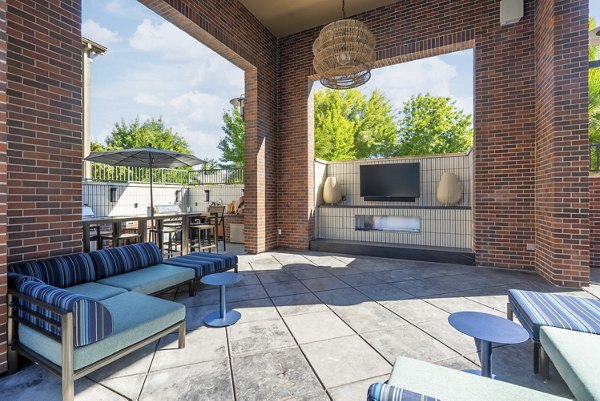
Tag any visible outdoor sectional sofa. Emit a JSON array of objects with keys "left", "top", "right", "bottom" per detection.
[
  {"left": 507, "top": 289, "right": 600, "bottom": 401},
  {"left": 6, "top": 242, "right": 238, "bottom": 401}
]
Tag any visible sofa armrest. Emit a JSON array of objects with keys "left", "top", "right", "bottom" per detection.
[
  {"left": 367, "top": 383, "right": 440, "bottom": 401},
  {"left": 12, "top": 280, "right": 113, "bottom": 347},
  {"left": 8, "top": 272, "right": 43, "bottom": 289}
]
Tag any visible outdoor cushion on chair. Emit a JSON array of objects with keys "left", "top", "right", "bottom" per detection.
[
  {"left": 65, "top": 282, "right": 127, "bottom": 301},
  {"left": 8, "top": 253, "right": 96, "bottom": 288},
  {"left": 90, "top": 242, "right": 163, "bottom": 279},
  {"left": 508, "top": 289, "right": 600, "bottom": 341},
  {"left": 96, "top": 264, "right": 194, "bottom": 294},
  {"left": 163, "top": 252, "right": 238, "bottom": 277},
  {"left": 368, "top": 383, "right": 439, "bottom": 401},
  {"left": 384, "top": 356, "right": 570, "bottom": 401},
  {"left": 18, "top": 291, "right": 184, "bottom": 370},
  {"left": 15, "top": 281, "right": 113, "bottom": 347},
  {"left": 540, "top": 326, "right": 600, "bottom": 401}
]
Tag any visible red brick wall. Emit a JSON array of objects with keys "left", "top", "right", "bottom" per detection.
[
  {"left": 277, "top": 1, "right": 537, "bottom": 262},
  {"left": 139, "top": 0, "right": 278, "bottom": 254},
  {"left": 277, "top": 0, "right": 589, "bottom": 286},
  {"left": 0, "top": 0, "right": 83, "bottom": 373},
  {"left": 590, "top": 175, "right": 600, "bottom": 269},
  {"left": 534, "top": 0, "right": 589, "bottom": 286},
  {"left": 5, "top": 0, "right": 83, "bottom": 262},
  {"left": 0, "top": 0, "right": 7, "bottom": 376}
]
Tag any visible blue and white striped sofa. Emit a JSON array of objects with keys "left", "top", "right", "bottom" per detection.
[{"left": 6, "top": 242, "right": 237, "bottom": 401}]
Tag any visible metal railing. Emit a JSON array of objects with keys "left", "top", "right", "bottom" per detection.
[
  {"left": 86, "top": 163, "right": 244, "bottom": 185},
  {"left": 591, "top": 144, "right": 600, "bottom": 172}
]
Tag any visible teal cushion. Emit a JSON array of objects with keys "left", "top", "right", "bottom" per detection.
[
  {"left": 96, "top": 264, "right": 195, "bottom": 295},
  {"left": 65, "top": 282, "right": 127, "bottom": 301},
  {"left": 540, "top": 326, "right": 600, "bottom": 401},
  {"left": 18, "top": 292, "right": 185, "bottom": 370},
  {"left": 388, "top": 357, "right": 570, "bottom": 401}
]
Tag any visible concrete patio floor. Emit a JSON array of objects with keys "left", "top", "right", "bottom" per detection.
[{"left": 2, "top": 246, "right": 598, "bottom": 401}]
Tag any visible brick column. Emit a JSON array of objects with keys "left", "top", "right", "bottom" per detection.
[
  {"left": 590, "top": 175, "right": 600, "bottom": 269},
  {"left": 534, "top": 0, "right": 589, "bottom": 286},
  {"left": 0, "top": 0, "right": 7, "bottom": 376},
  {"left": 6, "top": 0, "right": 84, "bottom": 262}
]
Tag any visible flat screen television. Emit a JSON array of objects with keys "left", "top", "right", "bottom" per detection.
[{"left": 360, "top": 163, "right": 420, "bottom": 201}]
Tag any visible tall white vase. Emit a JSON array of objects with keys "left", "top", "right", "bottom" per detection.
[
  {"left": 436, "top": 172, "right": 462, "bottom": 205},
  {"left": 322, "top": 177, "right": 342, "bottom": 204}
]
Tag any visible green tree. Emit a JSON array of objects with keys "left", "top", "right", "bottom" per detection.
[
  {"left": 314, "top": 89, "right": 398, "bottom": 160},
  {"left": 217, "top": 107, "right": 245, "bottom": 168},
  {"left": 90, "top": 141, "right": 106, "bottom": 152},
  {"left": 202, "top": 158, "right": 220, "bottom": 170},
  {"left": 396, "top": 93, "right": 473, "bottom": 156},
  {"left": 104, "top": 117, "right": 191, "bottom": 153},
  {"left": 314, "top": 89, "right": 357, "bottom": 160},
  {"left": 590, "top": 18, "right": 600, "bottom": 144}
]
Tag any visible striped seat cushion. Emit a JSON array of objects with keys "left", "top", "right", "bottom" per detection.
[
  {"left": 90, "top": 242, "right": 163, "bottom": 279},
  {"left": 368, "top": 383, "right": 439, "bottom": 401},
  {"left": 16, "top": 280, "right": 113, "bottom": 347},
  {"left": 163, "top": 252, "right": 238, "bottom": 278},
  {"left": 8, "top": 253, "right": 96, "bottom": 288},
  {"left": 508, "top": 289, "right": 600, "bottom": 341}
]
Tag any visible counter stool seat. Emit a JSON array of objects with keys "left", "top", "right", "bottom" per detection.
[{"left": 190, "top": 223, "right": 216, "bottom": 253}]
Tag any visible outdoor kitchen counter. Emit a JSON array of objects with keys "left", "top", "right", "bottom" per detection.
[{"left": 82, "top": 211, "right": 213, "bottom": 254}]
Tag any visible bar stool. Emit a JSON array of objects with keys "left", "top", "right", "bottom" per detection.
[
  {"left": 150, "top": 224, "right": 182, "bottom": 257},
  {"left": 100, "top": 221, "right": 141, "bottom": 248},
  {"left": 207, "top": 206, "right": 226, "bottom": 252},
  {"left": 189, "top": 219, "right": 217, "bottom": 253}
]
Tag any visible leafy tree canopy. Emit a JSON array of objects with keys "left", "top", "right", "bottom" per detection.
[
  {"left": 314, "top": 88, "right": 398, "bottom": 160},
  {"left": 590, "top": 18, "right": 600, "bottom": 144},
  {"left": 396, "top": 93, "right": 473, "bottom": 156},
  {"left": 217, "top": 107, "right": 245, "bottom": 168},
  {"left": 94, "top": 116, "right": 192, "bottom": 154}
]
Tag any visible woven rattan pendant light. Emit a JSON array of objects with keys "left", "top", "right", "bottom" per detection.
[{"left": 312, "top": 0, "right": 375, "bottom": 89}]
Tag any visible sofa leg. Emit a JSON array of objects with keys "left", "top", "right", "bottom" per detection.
[
  {"left": 61, "top": 313, "right": 75, "bottom": 401},
  {"left": 506, "top": 303, "right": 513, "bottom": 321},
  {"left": 7, "top": 293, "right": 19, "bottom": 375},
  {"left": 533, "top": 341, "right": 540, "bottom": 374},
  {"left": 178, "top": 321, "right": 186, "bottom": 349},
  {"left": 234, "top": 265, "right": 238, "bottom": 273},
  {"left": 540, "top": 345, "right": 550, "bottom": 381},
  {"left": 189, "top": 280, "right": 196, "bottom": 297}
]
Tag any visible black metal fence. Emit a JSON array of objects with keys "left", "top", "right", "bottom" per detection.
[{"left": 86, "top": 163, "right": 244, "bottom": 185}]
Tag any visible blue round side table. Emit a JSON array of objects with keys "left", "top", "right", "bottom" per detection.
[
  {"left": 201, "top": 272, "right": 242, "bottom": 327},
  {"left": 448, "top": 311, "right": 529, "bottom": 379}
]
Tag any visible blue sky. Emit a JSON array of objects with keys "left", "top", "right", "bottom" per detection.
[{"left": 83, "top": 1, "right": 599, "bottom": 161}]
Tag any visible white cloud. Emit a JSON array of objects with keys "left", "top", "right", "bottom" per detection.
[
  {"left": 134, "top": 93, "right": 163, "bottom": 107},
  {"left": 82, "top": 19, "right": 122, "bottom": 45},
  {"left": 363, "top": 56, "right": 458, "bottom": 112},
  {"left": 129, "top": 19, "right": 213, "bottom": 61},
  {"left": 168, "top": 92, "right": 224, "bottom": 124}
]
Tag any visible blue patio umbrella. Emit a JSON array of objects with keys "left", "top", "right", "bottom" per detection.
[{"left": 85, "top": 145, "right": 204, "bottom": 220}]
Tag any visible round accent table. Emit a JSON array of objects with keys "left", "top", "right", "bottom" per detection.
[
  {"left": 201, "top": 272, "right": 242, "bottom": 327},
  {"left": 448, "top": 311, "right": 529, "bottom": 379}
]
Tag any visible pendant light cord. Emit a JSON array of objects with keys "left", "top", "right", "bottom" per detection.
[{"left": 342, "top": 0, "right": 346, "bottom": 19}]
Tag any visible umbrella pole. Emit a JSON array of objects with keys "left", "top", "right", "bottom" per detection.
[{"left": 149, "top": 155, "right": 154, "bottom": 236}]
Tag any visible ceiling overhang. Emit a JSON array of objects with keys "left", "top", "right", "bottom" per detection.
[{"left": 239, "top": 0, "right": 401, "bottom": 38}]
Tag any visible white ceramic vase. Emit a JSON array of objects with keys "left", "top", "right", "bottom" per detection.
[
  {"left": 436, "top": 172, "right": 462, "bottom": 205},
  {"left": 322, "top": 177, "right": 342, "bottom": 204}
]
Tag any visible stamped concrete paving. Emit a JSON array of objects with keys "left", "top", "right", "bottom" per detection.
[{"left": 2, "top": 246, "right": 598, "bottom": 400}]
